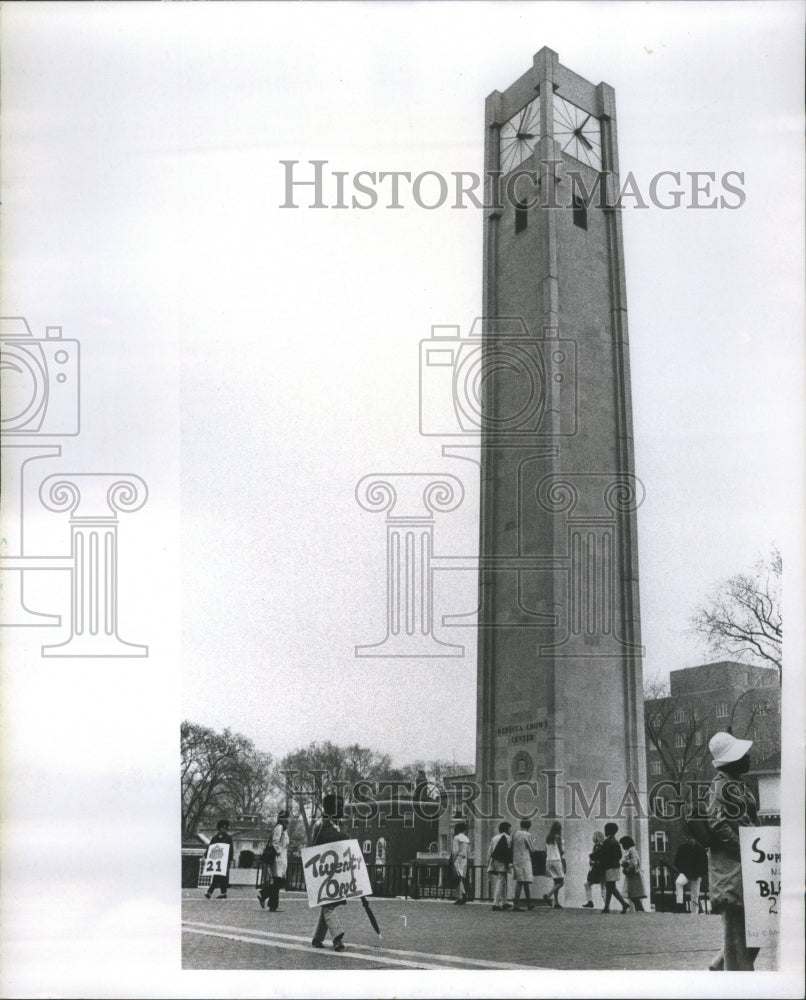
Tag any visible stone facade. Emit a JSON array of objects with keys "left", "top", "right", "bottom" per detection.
[{"left": 476, "top": 47, "right": 647, "bottom": 900}]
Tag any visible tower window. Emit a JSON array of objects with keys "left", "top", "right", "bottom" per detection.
[
  {"left": 572, "top": 192, "right": 587, "bottom": 230},
  {"left": 515, "top": 199, "right": 528, "bottom": 234}
]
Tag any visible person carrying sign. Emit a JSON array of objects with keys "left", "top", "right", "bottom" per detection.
[
  {"left": 309, "top": 793, "right": 348, "bottom": 952},
  {"left": 705, "top": 731, "right": 759, "bottom": 971},
  {"left": 258, "top": 809, "right": 290, "bottom": 912},
  {"left": 204, "top": 819, "right": 233, "bottom": 900}
]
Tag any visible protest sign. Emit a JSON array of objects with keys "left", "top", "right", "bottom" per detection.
[
  {"left": 740, "top": 826, "right": 781, "bottom": 946},
  {"left": 300, "top": 839, "right": 372, "bottom": 909},
  {"left": 202, "top": 842, "right": 231, "bottom": 878}
]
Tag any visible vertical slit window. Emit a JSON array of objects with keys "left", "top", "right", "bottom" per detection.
[
  {"left": 572, "top": 190, "right": 587, "bottom": 230},
  {"left": 515, "top": 199, "right": 528, "bottom": 233}
]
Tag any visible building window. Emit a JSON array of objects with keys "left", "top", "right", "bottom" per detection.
[
  {"left": 674, "top": 733, "right": 686, "bottom": 748},
  {"left": 716, "top": 702, "right": 729, "bottom": 718},
  {"left": 651, "top": 830, "right": 668, "bottom": 853},
  {"left": 650, "top": 760, "right": 661, "bottom": 775},
  {"left": 440, "top": 834, "right": 448, "bottom": 853},
  {"left": 695, "top": 730, "right": 704, "bottom": 746},
  {"left": 515, "top": 199, "right": 528, "bottom": 233},
  {"left": 572, "top": 192, "right": 587, "bottom": 230},
  {"left": 677, "top": 759, "right": 685, "bottom": 773},
  {"left": 403, "top": 810, "right": 415, "bottom": 829},
  {"left": 363, "top": 840, "right": 372, "bottom": 855},
  {"left": 674, "top": 708, "right": 686, "bottom": 724},
  {"left": 516, "top": 758, "right": 527, "bottom": 777}
]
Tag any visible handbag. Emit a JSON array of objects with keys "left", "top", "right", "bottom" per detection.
[{"left": 262, "top": 843, "right": 278, "bottom": 865}]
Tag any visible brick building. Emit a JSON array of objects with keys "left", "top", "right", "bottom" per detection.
[{"left": 644, "top": 660, "right": 781, "bottom": 898}]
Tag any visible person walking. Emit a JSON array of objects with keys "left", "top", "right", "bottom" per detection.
[
  {"left": 705, "top": 732, "right": 760, "bottom": 971},
  {"left": 619, "top": 835, "right": 647, "bottom": 912},
  {"left": 674, "top": 830, "right": 708, "bottom": 915},
  {"left": 487, "top": 822, "right": 513, "bottom": 911},
  {"left": 582, "top": 831, "right": 606, "bottom": 908},
  {"left": 450, "top": 822, "right": 471, "bottom": 905},
  {"left": 511, "top": 819, "right": 537, "bottom": 911},
  {"left": 204, "top": 819, "right": 233, "bottom": 900},
  {"left": 542, "top": 821, "right": 565, "bottom": 909},
  {"left": 310, "top": 793, "right": 348, "bottom": 952},
  {"left": 258, "top": 810, "right": 290, "bottom": 912},
  {"left": 600, "top": 822, "right": 630, "bottom": 914}
]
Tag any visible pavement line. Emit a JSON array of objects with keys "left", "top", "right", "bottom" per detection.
[
  {"left": 183, "top": 926, "right": 450, "bottom": 969},
  {"left": 183, "top": 920, "right": 543, "bottom": 970}
]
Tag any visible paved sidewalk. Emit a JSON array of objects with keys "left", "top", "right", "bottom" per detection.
[{"left": 182, "top": 889, "right": 778, "bottom": 971}]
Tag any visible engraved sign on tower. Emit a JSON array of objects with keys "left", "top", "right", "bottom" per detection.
[{"left": 475, "top": 48, "right": 648, "bottom": 894}]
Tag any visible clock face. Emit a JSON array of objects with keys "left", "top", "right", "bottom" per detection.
[
  {"left": 553, "top": 96, "right": 602, "bottom": 169},
  {"left": 499, "top": 97, "right": 541, "bottom": 174}
]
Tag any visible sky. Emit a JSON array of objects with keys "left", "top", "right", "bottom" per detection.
[{"left": 1, "top": 3, "right": 804, "bottom": 996}]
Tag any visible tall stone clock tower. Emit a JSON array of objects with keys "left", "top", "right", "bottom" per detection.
[{"left": 475, "top": 47, "right": 648, "bottom": 896}]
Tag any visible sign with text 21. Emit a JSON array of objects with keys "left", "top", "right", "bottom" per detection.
[
  {"left": 740, "top": 826, "right": 780, "bottom": 946},
  {"left": 300, "top": 839, "right": 372, "bottom": 909}
]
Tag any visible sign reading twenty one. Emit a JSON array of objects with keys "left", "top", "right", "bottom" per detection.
[
  {"left": 203, "top": 841, "right": 231, "bottom": 877},
  {"left": 300, "top": 838, "right": 372, "bottom": 909},
  {"left": 740, "top": 826, "right": 780, "bottom": 946}
]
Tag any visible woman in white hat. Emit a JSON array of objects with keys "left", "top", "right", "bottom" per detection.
[{"left": 706, "top": 731, "right": 759, "bottom": 971}]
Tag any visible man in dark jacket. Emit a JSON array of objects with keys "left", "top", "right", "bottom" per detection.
[
  {"left": 309, "top": 793, "right": 347, "bottom": 952},
  {"left": 600, "top": 822, "right": 629, "bottom": 914},
  {"left": 204, "top": 819, "right": 233, "bottom": 900},
  {"left": 674, "top": 831, "right": 709, "bottom": 914}
]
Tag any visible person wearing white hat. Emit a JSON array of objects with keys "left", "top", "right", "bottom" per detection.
[{"left": 705, "top": 731, "right": 759, "bottom": 971}]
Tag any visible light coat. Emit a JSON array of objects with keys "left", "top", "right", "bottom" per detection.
[{"left": 621, "top": 846, "right": 647, "bottom": 899}]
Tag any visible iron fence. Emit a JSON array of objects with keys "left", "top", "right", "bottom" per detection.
[
  {"left": 650, "top": 860, "right": 711, "bottom": 913},
  {"left": 254, "top": 860, "right": 548, "bottom": 903}
]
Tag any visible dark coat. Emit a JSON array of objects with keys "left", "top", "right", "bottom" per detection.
[
  {"left": 599, "top": 835, "right": 622, "bottom": 870},
  {"left": 209, "top": 831, "right": 233, "bottom": 871},
  {"left": 311, "top": 816, "right": 345, "bottom": 847},
  {"left": 674, "top": 841, "right": 708, "bottom": 880}
]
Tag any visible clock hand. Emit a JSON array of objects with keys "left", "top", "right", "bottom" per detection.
[
  {"left": 516, "top": 132, "right": 535, "bottom": 141},
  {"left": 574, "top": 128, "right": 594, "bottom": 151}
]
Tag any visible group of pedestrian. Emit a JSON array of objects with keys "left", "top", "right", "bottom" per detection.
[
  {"left": 200, "top": 728, "right": 761, "bottom": 970},
  {"left": 582, "top": 822, "right": 647, "bottom": 912}
]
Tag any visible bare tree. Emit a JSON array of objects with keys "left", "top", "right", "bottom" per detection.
[
  {"left": 273, "top": 741, "right": 392, "bottom": 841},
  {"left": 221, "top": 745, "right": 275, "bottom": 819},
  {"left": 689, "top": 546, "right": 782, "bottom": 682},
  {"left": 181, "top": 721, "right": 269, "bottom": 839},
  {"left": 643, "top": 671, "right": 716, "bottom": 786},
  {"left": 643, "top": 667, "right": 780, "bottom": 818}
]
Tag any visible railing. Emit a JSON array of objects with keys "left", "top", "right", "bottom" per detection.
[
  {"left": 650, "top": 860, "right": 711, "bottom": 913},
  {"left": 254, "top": 861, "right": 548, "bottom": 903}
]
